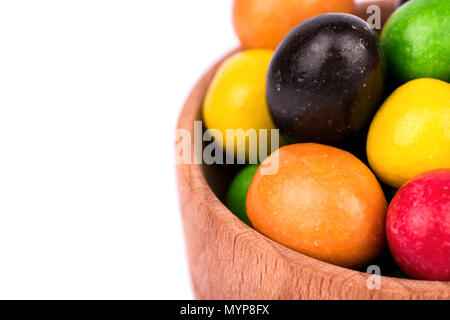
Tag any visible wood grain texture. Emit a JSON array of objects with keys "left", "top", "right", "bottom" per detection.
[{"left": 175, "top": 50, "right": 450, "bottom": 300}]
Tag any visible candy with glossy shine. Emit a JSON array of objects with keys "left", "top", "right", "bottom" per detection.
[
  {"left": 246, "top": 143, "right": 387, "bottom": 269},
  {"left": 381, "top": 0, "right": 450, "bottom": 83},
  {"left": 367, "top": 78, "right": 450, "bottom": 189},
  {"left": 267, "top": 13, "right": 386, "bottom": 145},
  {"left": 387, "top": 169, "right": 450, "bottom": 281},
  {"left": 203, "top": 50, "right": 277, "bottom": 162}
]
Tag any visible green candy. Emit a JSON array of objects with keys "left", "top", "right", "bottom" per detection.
[
  {"left": 381, "top": 0, "right": 450, "bottom": 83},
  {"left": 225, "top": 165, "right": 259, "bottom": 226}
]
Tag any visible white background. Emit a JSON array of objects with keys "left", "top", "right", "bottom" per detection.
[{"left": 0, "top": 0, "right": 236, "bottom": 299}]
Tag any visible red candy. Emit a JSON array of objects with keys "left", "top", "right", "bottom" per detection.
[{"left": 387, "top": 169, "right": 450, "bottom": 280}]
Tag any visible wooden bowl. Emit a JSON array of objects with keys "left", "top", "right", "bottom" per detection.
[{"left": 176, "top": 51, "right": 450, "bottom": 300}]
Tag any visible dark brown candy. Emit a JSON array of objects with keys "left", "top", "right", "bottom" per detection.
[{"left": 266, "top": 13, "right": 386, "bottom": 145}]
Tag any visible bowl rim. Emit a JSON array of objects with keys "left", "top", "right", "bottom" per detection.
[{"left": 176, "top": 49, "right": 450, "bottom": 298}]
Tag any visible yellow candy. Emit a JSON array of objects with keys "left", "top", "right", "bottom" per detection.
[
  {"left": 367, "top": 78, "right": 450, "bottom": 188},
  {"left": 203, "top": 50, "right": 277, "bottom": 162}
]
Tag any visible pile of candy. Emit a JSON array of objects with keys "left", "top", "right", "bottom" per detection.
[{"left": 202, "top": 0, "right": 449, "bottom": 280}]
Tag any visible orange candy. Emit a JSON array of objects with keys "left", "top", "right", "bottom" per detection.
[
  {"left": 246, "top": 143, "right": 387, "bottom": 268},
  {"left": 233, "top": 0, "right": 354, "bottom": 49}
]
